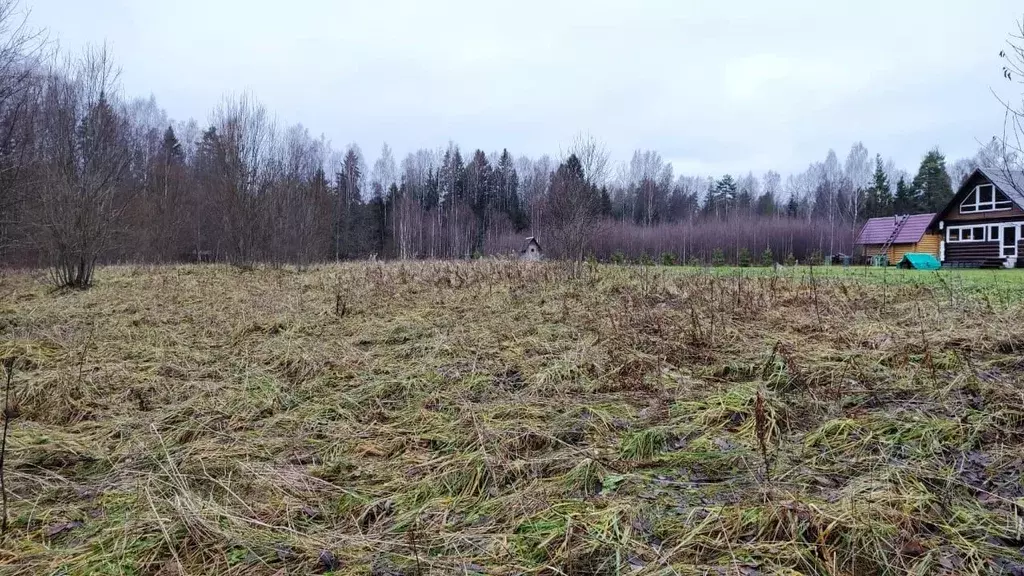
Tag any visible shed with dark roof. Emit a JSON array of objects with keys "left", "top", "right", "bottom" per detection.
[{"left": 520, "top": 237, "right": 542, "bottom": 261}]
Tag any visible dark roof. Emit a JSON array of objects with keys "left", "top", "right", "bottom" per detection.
[
  {"left": 856, "top": 213, "right": 935, "bottom": 245},
  {"left": 974, "top": 167, "right": 1024, "bottom": 208}
]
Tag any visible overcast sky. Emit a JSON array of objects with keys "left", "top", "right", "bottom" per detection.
[{"left": 24, "top": 0, "right": 1024, "bottom": 177}]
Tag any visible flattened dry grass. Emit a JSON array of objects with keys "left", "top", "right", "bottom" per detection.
[{"left": 0, "top": 261, "right": 1023, "bottom": 575}]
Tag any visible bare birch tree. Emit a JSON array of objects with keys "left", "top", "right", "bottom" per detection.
[
  {"left": 843, "top": 142, "right": 870, "bottom": 245},
  {"left": 567, "top": 132, "right": 610, "bottom": 187},
  {"left": 370, "top": 142, "right": 397, "bottom": 257},
  {"left": 211, "top": 92, "right": 275, "bottom": 265},
  {"left": 0, "top": 0, "right": 46, "bottom": 253}
]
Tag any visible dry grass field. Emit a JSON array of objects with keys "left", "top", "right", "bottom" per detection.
[{"left": 0, "top": 261, "right": 1022, "bottom": 575}]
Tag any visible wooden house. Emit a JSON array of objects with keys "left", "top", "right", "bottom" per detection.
[
  {"left": 856, "top": 213, "right": 941, "bottom": 263},
  {"left": 935, "top": 168, "right": 1024, "bottom": 268}
]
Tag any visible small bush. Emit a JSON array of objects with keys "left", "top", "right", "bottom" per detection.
[
  {"left": 611, "top": 251, "right": 626, "bottom": 265},
  {"left": 711, "top": 248, "right": 726, "bottom": 267},
  {"left": 784, "top": 252, "right": 796, "bottom": 266},
  {"left": 760, "top": 247, "right": 774, "bottom": 267},
  {"left": 807, "top": 250, "right": 823, "bottom": 266},
  {"left": 687, "top": 257, "right": 702, "bottom": 267},
  {"left": 660, "top": 252, "right": 676, "bottom": 266},
  {"left": 638, "top": 254, "right": 654, "bottom": 266},
  {"left": 738, "top": 248, "right": 751, "bottom": 268}
]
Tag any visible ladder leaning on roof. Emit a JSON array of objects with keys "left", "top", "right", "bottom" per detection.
[{"left": 877, "top": 214, "right": 910, "bottom": 259}]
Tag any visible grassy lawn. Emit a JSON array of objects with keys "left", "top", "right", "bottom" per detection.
[
  {"left": 0, "top": 261, "right": 1023, "bottom": 575},
  {"left": 667, "top": 264, "right": 1024, "bottom": 306}
]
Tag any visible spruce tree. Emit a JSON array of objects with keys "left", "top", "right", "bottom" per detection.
[
  {"left": 911, "top": 149, "right": 953, "bottom": 212},
  {"left": 495, "top": 149, "right": 527, "bottom": 231},
  {"left": 161, "top": 126, "right": 184, "bottom": 165},
  {"left": 864, "top": 154, "right": 892, "bottom": 218},
  {"left": 785, "top": 193, "right": 800, "bottom": 218},
  {"left": 893, "top": 176, "right": 917, "bottom": 214},
  {"left": 755, "top": 192, "right": 776, "bottom": 216},
  {"left": 600, "top": 186, "right": 612, "bottom": 217}
]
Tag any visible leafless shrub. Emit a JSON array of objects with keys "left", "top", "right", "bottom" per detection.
[
  {"left": 546, "top": 155, "right": 604, "bottom": 265},
  {"left": 32, "top": 46, "right": 134, "bottom": 288}
]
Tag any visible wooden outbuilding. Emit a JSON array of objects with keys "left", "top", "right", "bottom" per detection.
[
  {"left": 856, "top": 213, "right": 941, "bottom": 264},
  {"left": 520, "top": 237, "right": 542, "bottom": 261}
]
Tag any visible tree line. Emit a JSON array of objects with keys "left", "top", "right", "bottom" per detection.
[{"left": 0, "top": 1, "right": 1016, "bottom": 286}]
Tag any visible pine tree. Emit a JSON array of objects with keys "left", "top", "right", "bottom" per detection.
[
  {"left": 705, "top": 174, "right": 737, "bottom": 218},
  {"left": 912, "top": 149, "right": 953, "bottom": 212}
]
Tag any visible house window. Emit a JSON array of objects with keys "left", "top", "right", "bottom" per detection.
[
  {"left": 990, "top": 225, "right": 1001, "bottom": 242},
  {"left": 947, "top": 225, "right": 995, "bottom": 243},
  {"left": 960, "top": 184, "right": 1014, "bottom": 213}
]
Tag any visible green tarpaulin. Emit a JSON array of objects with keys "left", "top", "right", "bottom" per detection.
[{"left": 897, "top": 253, "right": 941, "bottom": 270}]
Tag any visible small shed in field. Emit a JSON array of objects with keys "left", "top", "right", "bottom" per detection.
[
  {"left": 520, "top": 237, "right": 542, "bottom": 261},
  {"left": 856, "top": 213, "right": 940, "bottom": 263}
]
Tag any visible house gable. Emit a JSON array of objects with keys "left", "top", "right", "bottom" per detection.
[
  {"left": 936, "top": 168, "right": 1024, "bottom": 267},
  {"left": 938, "top": 169, "right": 1024, "bottom": 223}
]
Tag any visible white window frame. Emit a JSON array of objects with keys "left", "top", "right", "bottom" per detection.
[
  {"left": 960, "top": 184, "right": 1014, "bottom": 213},
  {"left": 946, "top": 224, "right": 991, "bottom": 243},
  {"left": 1002, "top": 224, "right": 1019, "bottom": 258},
  {"left": 989, "top": 225, "right": 1001, "bottom": 242}
]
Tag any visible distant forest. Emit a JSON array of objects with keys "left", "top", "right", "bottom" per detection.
[{"left": 0, "top": 1, "right": 1020, "bottom": 285}]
